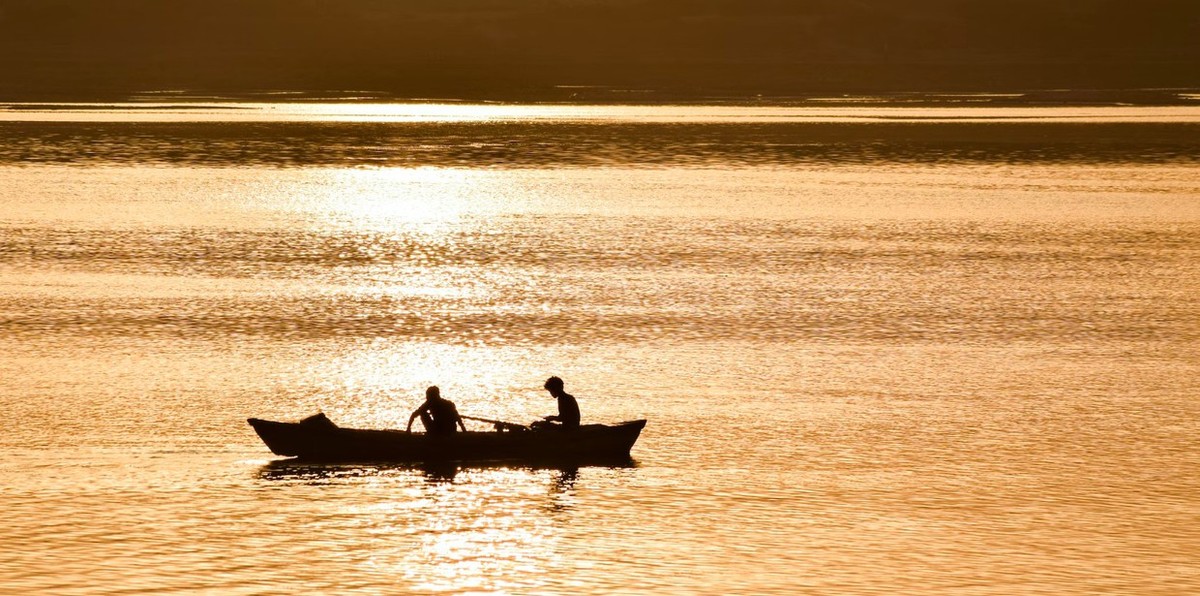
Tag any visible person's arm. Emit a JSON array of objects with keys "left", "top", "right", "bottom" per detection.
[
  {"left": 544, "top": 395, "right": 564, "bottom": 421},
  {"left": 445, "top": 403, "right": 467, "bottom": 432},
  {"left": 406, "top": 406, "right": 423, "bottom": 432}
]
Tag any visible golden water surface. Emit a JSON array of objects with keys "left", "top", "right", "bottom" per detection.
[{"left": 1, "top": 104, "right": 1199, "bottom": 594}]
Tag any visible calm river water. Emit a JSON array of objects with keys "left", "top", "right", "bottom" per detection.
[{"left": 2, "top": 103, "right": 1199, "bottom": 594}]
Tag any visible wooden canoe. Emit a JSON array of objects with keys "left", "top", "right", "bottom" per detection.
[{"left": 248, "top": 414, "right": 646, "bottom": 464}]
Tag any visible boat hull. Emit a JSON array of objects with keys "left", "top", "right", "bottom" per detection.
[{"left": 247, "top": 416, "right": 646, "bottom": 464}]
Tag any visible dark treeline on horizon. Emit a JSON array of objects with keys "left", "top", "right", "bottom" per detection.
[{"left": 2, "top": 0, "right": 1198, "bottom": 101}]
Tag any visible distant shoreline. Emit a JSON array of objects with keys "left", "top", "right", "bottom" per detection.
[{"left": 3, "top": 88, "right": 1199, "bottom": 109}]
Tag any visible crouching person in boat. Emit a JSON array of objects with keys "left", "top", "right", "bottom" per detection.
[
  {"left": 406, "top": 386, "right": 466, "bottom": 435},
  {"left": 532, "top": 376, "right": 580, "bottom": 431}
]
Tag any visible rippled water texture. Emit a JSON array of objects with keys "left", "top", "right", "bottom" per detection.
[{"left": 1, "top": 104, "right": 1199, "bottom": 594}]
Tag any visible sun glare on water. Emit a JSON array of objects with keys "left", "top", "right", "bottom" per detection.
[
  {"left": 5, "top": 101, "right": 1200, "bottom": 124},
  {"left": 296, "top": 167, "right": 502, "bottom": 230}
]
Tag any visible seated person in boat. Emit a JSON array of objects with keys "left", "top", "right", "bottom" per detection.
[
  {"left": 406, "top": 386, "right": 466, "bottom": 435},
  {"left": 532, "top": 376, "right": 580, "bottom": 430}
]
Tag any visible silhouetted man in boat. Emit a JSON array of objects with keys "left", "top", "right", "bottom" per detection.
[
  {"left": 406, "top": 386, "right": 466, "bottom": 435},
  {"left": 533, "top": 376, "right": 580, "bottom": 431}
]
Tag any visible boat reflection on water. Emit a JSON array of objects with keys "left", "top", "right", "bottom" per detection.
[
  {"left": 250, "top": 457, "right": 634, "bottom": 590},
  {"left": 256, "top": 457, "right": 631, "bottom": 485}
]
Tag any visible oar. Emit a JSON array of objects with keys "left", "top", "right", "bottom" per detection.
[{"left": 461, "top": 415, "right": 529, "bottom": 432}]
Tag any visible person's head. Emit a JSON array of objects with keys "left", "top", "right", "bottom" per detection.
[
  {"left": 426, "top": 386, "right": 440, "bottom": 400},
  {"left": 544, "top": 376, "right": 564, "bottom": 393}
]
